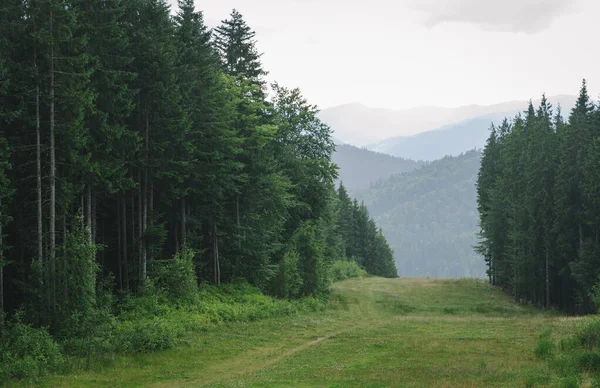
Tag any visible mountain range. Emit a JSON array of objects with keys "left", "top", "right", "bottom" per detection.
[
  {"left": 332, "top": 144, "right": 420, "bottom": 194},
  {"left": 322, "top": 95, "right": 576, "bottom": 160}
]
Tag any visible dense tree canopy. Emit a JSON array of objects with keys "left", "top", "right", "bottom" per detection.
[
  {"left": 477, "top": 80, "right": 600, "bottom": 313},
  {"left": 0, "top": 0, "right": 396, "bottom": 336}
]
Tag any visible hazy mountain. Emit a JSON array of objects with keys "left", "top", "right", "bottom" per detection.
[
  {"left": 370, "top": 112, "right": 508, "bottom": 160},
  {"left": 356, "top": 150, "right": 484, "bottom": 278},
  {"left": 333, "top": 144, "right": 421, "bottom": 193},
  {"left": 319, "top": 95, "right": 576, "bottom": 147}
]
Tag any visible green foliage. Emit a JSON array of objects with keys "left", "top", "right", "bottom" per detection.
[
  {"left": 271, "top": 250, "right": 303, "bottom": 299},
  {"left": 0, "top": 312, "right": 64, "bottom": 382},
  {"left": 477, "top": 82, "right": 600, "bottom": 312},
  {"left": 534, "top": 330, "right": 556, "bottom": 360},
  {"left": 0, "top": 1, "right": 397, "bottom": 383},
  {"left": 538, "top": 319, "right": 600, "bottom": 384},
  {"left": 328, "top": 260, "right": 367, "bottom": 282},
  {"left": 152, "top": 247, "right": 198, "bottom": 303},
  {"left": 577, "top": 319, "right": 600, "bottom": 350}
]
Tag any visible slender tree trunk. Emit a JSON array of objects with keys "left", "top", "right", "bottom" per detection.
[
  {"left": 86, "top": 186, "right": 92, "bottom": 244},
  {"left": 174, "top": 218, "right": 179, "bottom": 253},
  {"left": 122, "top": 197, "right": 129, "bottom": 290},
  {"left": 213, "top": 221, "right": 216, "bottom": 285},
  {"left": 92, "top": 191, "right": 96, "bottom": 244},
  {"left": 138, "top": 171, "right": 144, "bottom": 283},
  {"left": 80, "top": 193, "right": 84, "bottom": 230},
  {"left": 63, "top": 216, "right": 67, "bottom": 302},
  {"left": 141, "top": 115, "right": 149, "bottom": 281},
  {"left": 35, "top": 44, "right": 43, "bottom": 267},
  {"left": 117, "top": 200, "right": 122, "bottom": 290},
  {"left": 579, "top": 223, "right": 584, "bottom": 253},
  {"left": 236, "top": 195, "right": 240, "bottom": 244},
  {"left": 181, "top": 197, "right": 186, "bottom": 247},
  {"left": 0, "top": 201, "right": 4, "bottom": 317},
  {"left": 130, "top": 189, "right": 135, "bottom": 287},
  {"left": 213, "top": 220, "right": 220, "bottom": 286},
  {"left": 545, "top": 251, "right": 550, "bottom": 308},
  {"left": 49, "top": 9, "right": 56, "bottom": 309},
  {"left": 148, "top": 176, "right": 153, "bottom": 264}
]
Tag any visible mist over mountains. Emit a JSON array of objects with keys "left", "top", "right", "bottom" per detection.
[
  {"left": 329, "top": 95, "right": 576, "bottom": 278},
  {"left": 323, "top": 95, "right": 576, "bottom": 160}
]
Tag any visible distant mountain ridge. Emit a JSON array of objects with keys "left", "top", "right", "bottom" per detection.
[
  {"left": 319, "top": 95, "right": 577, "bottom": 149},
  {"left": 355, "top": 150, "right": 484, "bottom": 278},
  {"left": 332, "top": 144, "right": 421, "bottom": 194}
]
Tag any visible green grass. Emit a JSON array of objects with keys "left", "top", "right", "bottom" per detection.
[{"left": 36, "top": 277, "right": 582, "bottom": 387}]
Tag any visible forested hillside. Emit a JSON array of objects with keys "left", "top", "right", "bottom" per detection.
[
  {"left": 332, "top": 144, "right": 420, "bottom": 193},
  {"left": 477, "top": 81, "right": 600, "bottom": 313},
  {"left": 358, "top": 151, "right": 485, "bottom": 278},
  {"left": 0, "top": 1, "right": 397, "bottom": 380}
]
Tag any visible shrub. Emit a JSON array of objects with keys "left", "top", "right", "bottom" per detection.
[
  {"left": 577, "top": 319, "right": 600, "bottom": 350},
  {"left": 152, "top": 247, "right": 198, "bottom": 303},
  {"left": 574, "top": 351, "right": 600, "bottom": 373},
  {"left": 111, "top": 316, "right": 184, "bottom": 354},
  {"left": 0, "top": 313, "right": 64, "bottom": 382},
  {"left": 271, "top": 250, "right": 303, "bottom": 299},
  {"left": 535, "top": 338, "right": 556, "bottom": 360},
  {"left": 328, "top": 260, "right": 367, "bottom": 282}
]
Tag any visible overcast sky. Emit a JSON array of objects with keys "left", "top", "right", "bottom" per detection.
[{"left": 169, "top": 0, "right": 599, "bottom": 110}]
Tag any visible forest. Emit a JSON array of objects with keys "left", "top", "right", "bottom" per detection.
[
  {"left": 0, "top": 0, "right": 397, "bottom": 381},
  {"left": 477, "top": 80, "right": 600, "bottom": 313},
  {"left": 357, "top": 150, "right": 484, "bottom": 278}
]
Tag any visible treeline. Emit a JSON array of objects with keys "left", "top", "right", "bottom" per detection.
[
  {"left": 0, "top": 0, "right": 397, "bottom": 333},
  {"left": 477, "top": 80, "right": 600, "bottom": 313}
]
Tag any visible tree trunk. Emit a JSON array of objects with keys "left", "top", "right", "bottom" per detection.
[
  {"left": 92, "top": 191, "right": 96, "bottom": 244},
  {"left": 579, "top": 223, "right": 584, "bottom": 253},
  {"left": 0, "top": 201, "right": 4, "bottom": 317},
  {"left": 141, "top": 114, "right": 149, "bottom": 282},
  {"left": 213, "top": 220, "right": 220, "bottom": 286},
  {"left": 545, "top": 251, "right": 550, "bottom": 308},
  {"left": 49, "top": 9, "right": 56, "bottom": 309},
  {"left": 181, "top": 197, "right": 186, "bottom": 247},
  {"left": 86, "top": 186, "right": 92, "bottom": 244},
  {"left": 35, "top": 43, "right": 43, "bottom": 267},
  {"left": 62, "top": 216, "right": 67, "bottom": 302},
  {"left": 131, "top": 189, "right": 135, "bottom": 287},
  {"left": 117, "top": 200, "right": 122, "bottom": 290},
  {"left": 80, "top": 192, "right": 84, "bottom": 230},
  {"left": 122, "top": 198, "right": 129, "bottom": 290},
  {"left": 138, "top": 171, "right": 145, "bottom": 284}
]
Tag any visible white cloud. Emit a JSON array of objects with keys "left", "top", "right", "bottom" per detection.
[{"left": 409, "top": 0, "right": 577, "bottom": 33}]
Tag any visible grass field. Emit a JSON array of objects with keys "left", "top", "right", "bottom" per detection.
[{"left": 40, "top": 277, "right": 582, "bottom": 387}]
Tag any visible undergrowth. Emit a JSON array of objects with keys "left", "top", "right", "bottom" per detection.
[
  {"left": 0, "top": 249, "right": 326, "bottom": 384},
  {"left": 534, "top": 319, "right": 600, "bottom": 387}
]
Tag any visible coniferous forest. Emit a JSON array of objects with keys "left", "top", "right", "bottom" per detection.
[
  {"left": 0, "top": 0, "right": 397, "bottom": 377},
  {"left": 477, "top": 80, "right": 600, "bottom": 313}
]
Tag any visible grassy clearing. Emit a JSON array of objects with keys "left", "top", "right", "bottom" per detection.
[{"left": 34, "top": 277, "right": 581, "bottom": 387}]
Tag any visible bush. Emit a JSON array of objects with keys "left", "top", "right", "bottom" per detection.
[
  {"left": 535, "top": 338, "right": 556, "bottom": 360},
  {"left": 271, "top": 250, "right": 303, "bottom": 299},
  {"left": 152, "top": 247, "right": 198, "bottom": 303},
  {"left": 328, "top": 260, "right": 367, "bottom": 282},
  {"left": 111, "top": 316, "right": 184, "bottom": 354},
  {"left": 0, "top": 313, "right": 64, "bottom": 382},
  {"left": 534, "top": 330, "right": 556, "bottom": 360},
  {"left": 577, "top": 319, "right": 600, "bottom": 350}
]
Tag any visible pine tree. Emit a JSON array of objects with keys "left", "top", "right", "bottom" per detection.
[{"left": 213, "top": 9, "right": 267, "bottom": 93}]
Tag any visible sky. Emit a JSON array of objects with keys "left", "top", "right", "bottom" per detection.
[{"left": 168, "top": 0, "right": 599, "bottom": 110}]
